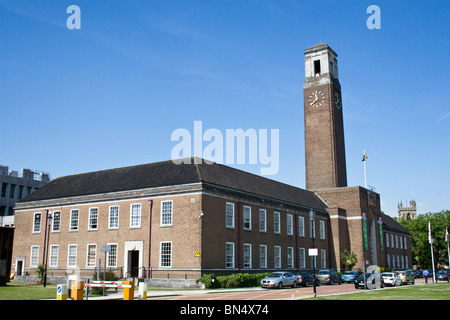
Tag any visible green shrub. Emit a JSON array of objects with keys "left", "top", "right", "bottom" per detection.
[
  {"left": 90, "top": 270, "right": 117, "bottom": 295},
  {"left": 196, "top": 272, "right": 270, "bottom": 289}
]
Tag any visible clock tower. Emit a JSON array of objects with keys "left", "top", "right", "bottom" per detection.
[{"left": 304, "top": 43, "right": 347, "bottom": 190}]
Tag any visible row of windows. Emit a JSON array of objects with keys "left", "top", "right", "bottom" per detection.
[
  {"left": 226, "top": 202, "right": 326, "bottom": 239},
  {"left": 385, "top": 232, "right": 408, "bottom": 250},
  {"left": 32, "top": 201, "right": 173, "bottom": 233},
  {"left": 29, "top": 242, "right": 173, "bottom": 268},
  {"left": 1, "top": 182, "right": 37, "bottom": 200},
  {"left": 386, "top": 254, "right": 409, "bottom": 269},
  {"left": 225, "top": 242, "right": 327, "bottom": 270}
]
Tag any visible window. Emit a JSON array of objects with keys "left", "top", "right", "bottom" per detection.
[
  {"left": 320, "top": 220, "right": 325, "bottom": 239},
  {"left": 314, "top": 59, "right": 321, "bottom": 76},
  {"left": 386, "top": 233, "right": 390, "bottom": 248},
  {"left": 387, "top": 254, "right": 390, "bottom": 269},
  {"left": 400, "top": 236, "right": 403, "bottom": 249},
  {"left": 274, "top": 246, "right": 281, "bottom": 268},
  {"left": 274, "top": 212, "right": 280, "bottom": 234},
  {"left": 287, "top": 247, "right": 294, "bottom": 268},
  {"left": 243, "top": 243, "right": 252, "bottom": 268},
  {"left": 404, "top": 237, "right": 407, "bottom": 250},
  {"left": 259, "top": 209, "right": 266, "bottom": 232},
  {"left": 109, "top": 206, "right": 119, "bottom": 229},
  {"left": 70, "top": 209, "right": 79, "bottom": 231},
  {"left": 30, "top": 246, "right": 39, "bottom": 267},
  {"left": 49, "top": 245, "right": 59, "bottom": 267},
  {"left": 130, "top": 203, "right": 141, "bottom": 228},
  {"left": 225, "top": 203, "right": 234, "bottom": 228},
  {"left": 310, "top": 216, "right": 315, "bottom": 239},
  {"left": 287, "top": 214, "right": 293, "bottom": 235},
  {"left": 52, "top": 211, "right": 61, "bottom": 232},
  {"left": 260, "top": 245, "right": 267, "bottom": 268},
  {"left": 107, "top": 244, "right": 118, "bottom": 267},
  {"left": 33, "top": 213, "right": 41, "bottom": 233},
  {"left": 89, "top": 208, "right": 98, "bottom": 230},
  {"left": 225, "top": 242, "right": 235, "bottom": 268},
  {"left": 243, "top": 206, "right": 251, "bottom": 230},
  {"left": 1, "top": 183, "right": 7, "bottom": 197},
  {"left": 68, "top": 245, "right": 77, "bottom": 267},
  {"left": 321, "top": 249, "right": 326, "bottom": 268},
  {"left": 86, "top": 244, "right": 97, "bottom": 267},
  {"left": 161, "top": 200, "right": 173, "bottom": 226},
  {"left": 160, "top": 242, "right": 172, "bottom": 267},
  {"left": 9, "top": 184, "right": 15, "bottom": 198},
  {"left": 299, "top": 248, "right": 306, "bottom": 269},
  {"left": 395, "top": 235, "right": 399, "bottom": 248},
  {"left": 298, "top": 216, "right": 305, "bottom": 237}
]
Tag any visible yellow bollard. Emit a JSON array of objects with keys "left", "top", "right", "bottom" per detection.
[
  {"left": 71, "top": 280, "right": 84, "bottom": 300},
  {"left": 123, "top": 281, "right": 134, "bottom": 300},
  {"left": 57, "top": 284, "right": 68, "bottom": 300}
]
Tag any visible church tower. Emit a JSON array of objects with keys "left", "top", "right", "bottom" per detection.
[{"left": 304, "top": 43, "right": 347, "bottom": 190}]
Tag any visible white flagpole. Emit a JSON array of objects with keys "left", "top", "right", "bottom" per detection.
[
  {"left": 363, "top": 150, "right": 367, "bottom": 189},
  {"left": 446, "top": 227, "right": 449, "bottom": 270},
  {"left": 429, "top": 221, "right": 436, "bottom": 283}
]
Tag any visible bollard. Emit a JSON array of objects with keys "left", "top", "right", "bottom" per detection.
[
  {"left": 123, "top": 281, "right": 134, "bottom": 300},
  {"left": 57, "top": 284, "right": 68, "bottom": 300},
  {"left": 71, "top": 280, "right": 84, "bottom": 300},
  {"left": 138, "top": 282, "right": 147, "bottom": 300}
]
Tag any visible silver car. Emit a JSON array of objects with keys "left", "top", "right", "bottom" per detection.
[
  {"left": 381, "top": 272, "right": 402, "bottom": 286},
  {"left": 260, "top": 272, "right": 298, "bottom": 289}
]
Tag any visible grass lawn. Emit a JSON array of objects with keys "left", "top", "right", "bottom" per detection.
[
  {"left": 0, "top": 281, "right": 58, "bottom": 300},
  {"left": 309, "top": 282, "right": 450, "bottom": 300}
]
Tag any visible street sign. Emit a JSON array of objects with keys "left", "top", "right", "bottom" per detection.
[
  {"left": 308, "top": 248, "right": 318, "bottom": 256},
  {"left": 101, "top": 245, "right": 111, "bottom": 253}
]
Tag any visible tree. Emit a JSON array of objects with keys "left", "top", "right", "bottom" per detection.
[
  {"left": 399, "top": 210, "right": 450, "bottom": 269},
  {"left": 341, "top": 249, "right": 358, "bottom": 271}
]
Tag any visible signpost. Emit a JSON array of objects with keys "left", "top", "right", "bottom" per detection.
[{"left": 101, "top": 245, "right": 111, "bottom": 295}]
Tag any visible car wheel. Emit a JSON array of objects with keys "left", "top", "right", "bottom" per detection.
[
  {"left": 292, "top": 281, "right": 297, "bottom": 288},
  {"left": 278, "top": 282, "right": 283, "bottom": 289}
]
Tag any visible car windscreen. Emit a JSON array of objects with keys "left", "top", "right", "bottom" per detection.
[{"left": 267, "top": 273, "right": 283, "bottom": 278}]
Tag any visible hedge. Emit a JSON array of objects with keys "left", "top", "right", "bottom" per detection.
[{"left": 196, "top": 272, "right": 270, "bottom": 289}]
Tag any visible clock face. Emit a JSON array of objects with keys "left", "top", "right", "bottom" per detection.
[
  {"left": 333, "top": 92, "right": 341, "bottom": 109},
  {"left": 308, "top": 89, "right": 325, "bottom": 108}
]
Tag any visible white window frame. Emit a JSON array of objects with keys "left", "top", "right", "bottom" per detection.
[
  {"left": 161, "top": 200, "right": 173, "bottom": 226},
  {"left": 299, "top": 248, "right": 306, "bottom": 269},
  {"left": 70, "top": 209, "right": 79, "bottom": 231},
  {"left": 130, "top": 203, "right": 141, "bottom": 228},
  {"left": 274, "top": 212, "right": 280, "bottom": 234},
  {"left": 30, "top": 245, "right": 39, "bottom": 267},
  {"left": 259, "top": 209, "right": 266, "bottom": 232},
  {"left": 287, "top": 214, "right": 293, "bottom": 235},
  {"left": 33, "top": 212, "right": 41, "bottom": 233},
  {"left": 109, "top": 205, "right": 119, "bottom": 229},
  {"left": 259, "top": 244, "right": 267, "bottom": 269},
  {"left": 49, "top": 245, "right": 59, "bottom": 268},
  {"left": 287, "top": 247, "right": 294, "bottom": 268},
  {"left": 107, "top": 243, "right": 118, "bottom": 268},
  {"left": 86, "top": 244, "right": 97, "bottom": 268},
  {"left": 274, "top": 246, "right": 281, "bottom": 268},
  {"left": 52, "top": 211, "right": 61, "bottom": 232},
  {"left": 226, "top": 202, "right": 235, "bottom": 228},
  {"left": 88, "top": 207, "right": 98, "bottom": 230},
  {"left": 320, "top": 220, "right": 325, "bottom": 239},
  {"left": 160, "top": 241, "right": 172, "bottom": 268},
  {"left": 298, "top": 216, "right": 305, "bottom": 237},
  {"left": 225, "top": 242, "right": 235, "bottom": 269},
  {"left": 67, "top": 244, "right": 77, "bottom": 268},
  {"left": 321, "top": 249, "right": 326, "bottom": 268},
  {"left": 243, "top": 206, "right": 251, "bottom": 230},
  {"left": 243, "top": 243, "right": 252, "bottom": 268}
]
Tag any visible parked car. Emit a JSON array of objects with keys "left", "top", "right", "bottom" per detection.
[
  {"left": 260, "top": 272, "right": 298, "bottom": 289},
  {"left": 341, "top": 271, "right": 359, "bottom": 283},
  {"left": 297, "top": 273, "right": 320, "bottom": 287},
  {"left": 316, "top": 269, "right": 341, "bottom": 285},
  {"left": 436, "top": 270, "right": 449, "bottom": 281},
  {"left": 354, "top": 273, "right": 384, "bottom": 289},
  {"left": 396, "top": 270, "right": 415, "bottom": 285},
  {"left": 381, "top": 272, "right": 402, "bottom": 287}
]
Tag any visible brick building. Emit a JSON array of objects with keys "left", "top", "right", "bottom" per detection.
[{"left": 11, "top": 43, "right": 411, "bottom": 284}]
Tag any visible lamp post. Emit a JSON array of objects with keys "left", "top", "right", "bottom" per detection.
[
  {"left": 43, "top": 212, "right": 52, "bottom": 287},
  {"left": 309, "top": 209, "right": 317, "bottom": 297}
]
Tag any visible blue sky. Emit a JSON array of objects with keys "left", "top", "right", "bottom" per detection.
[{"left": 1, "top": 0, "right": 449, "bottom": 217}]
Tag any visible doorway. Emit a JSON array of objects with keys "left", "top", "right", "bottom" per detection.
[
  {"left": 127, "top": 250, "right": 139, "bottom": 278},
  {"left": 124, "top": 241, "right": 143, "bottom": 278}
]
